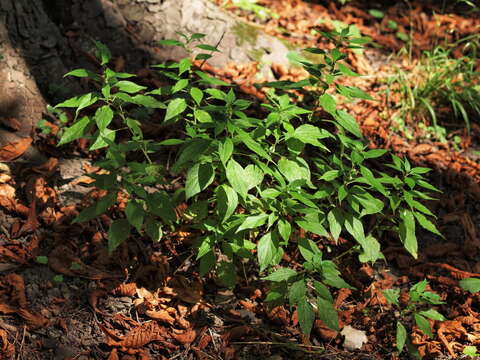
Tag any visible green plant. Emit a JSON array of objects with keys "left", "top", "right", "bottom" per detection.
[
  {"left": 387, "top": 39, "right": 480, "bottom": 134},
  {"left": 52, "top": 29, "right": 440, "bottom": 343},
  {"left": 459, "top": 277, "right": 480, "bottom": 293},
  {"left": 463, "top": 345, "right": 480, "bottom": 357},
  {"left": 383, "top": 280, "right": 446, "bottom": 356}
]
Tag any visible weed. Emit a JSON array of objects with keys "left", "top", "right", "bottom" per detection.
[
  {"left": 52, "top": 30, "right": 441, "bottom": 349},
  {"left": 387, "top": 39, "right": 480, "bottom": 135},
  {"left": 384, "top": 280, "right": 446, "bottom": 356}
]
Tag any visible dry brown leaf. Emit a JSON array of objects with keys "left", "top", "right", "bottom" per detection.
[
  {"left": 315, "top": 319, "right": 338, "bottom": 341},
  {"left": 145, "top": 310, "right": 175, "bottom": 325},
  {"left": 4, "top": 273, "right": 28, "bottom": 308},
  {"left": 172, "top": 328, "right": 197, "bottom": 345},
  {"left": 0, "top": 328, "right": 15, "bottom": 359},
  {"left": 0, "top": 184, "right": 15, "bottom": 199},
  {"left": 0, "top": 137, "right": 32, "bottom": 162},
  {"left": 0, "top": 174, "right": 11, "bottom": 184},
  {"left": 110, "top": 321, "right": 169, "bottom": 348},
  {"left": 0, "top": 303, "right": 17, "bottom": 314},
  {"left": 17, "top": 308, "right": 49, "bottom": 330},
  {"left": 107, "top": 348, "right": 119, "bottom": 360},
  {"left": 31, "top": 158, "right": 59, "bottom": 177},
  {"left": 112, "top": 282, "right": 138, "bottom": 297},
  {"left": 70, "top": 175, "right": 96, "bottom": 186},
  {"left": 88, "top": 289, "right": 108, "bottom": 314}
]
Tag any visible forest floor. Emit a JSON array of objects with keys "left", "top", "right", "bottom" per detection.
[{"left": 1, "top": 1, "right": 480, "bottom": 359}]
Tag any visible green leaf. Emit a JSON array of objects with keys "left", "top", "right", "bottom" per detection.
[
  {"left": 413, "top": 211, "right": 442, "bottom": 237},
  {"left": 172, "top": 138, "right": 211, "bottom": 172},
  {"left": 196, "top": 44, "right": 220, "bottom": 52},
  {"left": 314, "top": 281, "right": 333, "bottom": 302},
  {"left": 334, "top": 110, "right": 362, "bottom": 138},
  {"left": 360, "top": 166, "right": 387, "bottom": 196},
  {"left": 64, "top": 68, "right": 99, "bottom": 79},
  {"left": 414, "top": 313, "right": 433, "bottom": 338},
  {"left": 383, "top": 288, "right": 400, "bottom": 305},
  {"left": 344, "top": 214, "right": 365, "bottom": 245},
  {"left": 237, "top": 214, "right": 269, "bottom": 232},
  {"left": 219, "top": 138, "right": 234, "bottom": 166},
  {"left": 94, "top": 106, "right": 114, "bottom": 131},
  {"left": 55, "top": 93, "right": 96, "bottom": 110},
  {"left": 147, "top": 193, "right": 177, "bottom": 223},
  {"left": 237, "top": 130, "right": 271, "bottom": 161},
  {"left": 289, "top": 279, "right": 306, "bottom": 307},
  {"left": 199, "top": 251, "right": 216, "bottom": 276},
  {"left": 369, "top": 9, "right": 384, "bottom": 18},
  {"left": 125, "top": 95, "right": 165, "bottom": 108},
  {"left": 185, "top": 163, "right": 215, "bottom": 199},
  {"left": 293, "top": 124, "right": 330, "bottom": 148},
  {"left": 418, "top": 309, "right": 445, "bottom": 321},
  {"left": 115, "top": 81, "right": 146, "bottom": 94},
  {"left": 263, "top": 267, "right": 298, "bottom": 282},
  {"left": 58, "top": 116, "right": 91, "bottom": 146},
  {"left": 95, "top": 41, "right": 111, "bottom": 65},
  {"left": 319, "top": 93, "right": 336, "bottom": 114},
  {"left": 364, "top": 149, "right": 387, "bottom": 159},
  {"left": 358, "top": 235, "right": 383, "bottom": 263},
  {"left": 35, "top": 256, "right": 49, "bottom": 265},
  {"left": 226, "top": 159, "right": 249, "bottom": 198},
  {"left": 165, "top": 98, "right": 187, "bottom": 122},
  {"left": 257, "top": 232, "right": 276, "bottom": 272},
  {"left": 216, "top": 184, "right": 238, "bottom": 223},
  {"left": 320, "top": 170, "right": 340, "bottom": 182},
  {"left": 278, "top": 158, "right": 310, "bottom": 184},
  {"left": 145, "top": 218, "right": 162, "bottom": 242},
  {"left": 171, "top": 79, "right": 189, "bottom": 93},
  {"left": 327, "top": 209, "right": 342, "bottom": 242},
  {"left": 108, "top": 219, "right": 131, "bottom": 253},
  {"left": 277, "top": 219, "right": 292, "bottom": 242},
  {"left": 90, "top": 128, "right": 116, "bottom": 150},
  {"left": 463, "top": 346, "right": 479, "bottom": 357},
  {"left": 74, "top": 192, "right": 117, "bottom": 223},
  {"left": 459, "top": 278, "right": 480, "bottom": 293},
  {"left": 190, "top": 87, "right": 203, "bottom": 105},
  {"left": 125, "top": 200, "right": 145, "bottom": 233},
  {"left": 317, "top": 297, "right": 339, "bottom": 331},
  {"left": 244, "top": 164, "right": 264, "bottom": 189},
  {"left": 337, "top": 63, "right": 359, "bottom": 77},
  {"left": 396, "top": 321, "right": 407, "bottom": 353},
  {"left": 194, "top": 109, "right": 212, "bottom": 123},
  {"left": 298, "top": 237, "right": 322, "bottom": 262},
  {"left": 399, "top": 209, "right": 417, "bottom": 258},
  {"left": 158, "top": 39, "right": 184, "bottom": 47},
  {"left": 297, "top": 298, "right": 314, "bottom": 335},
  {"left": 296, "top": 220, "right": 328, "bottom": 237}
]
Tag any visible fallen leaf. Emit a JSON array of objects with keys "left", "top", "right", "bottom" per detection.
[
  {"left": 111, "top": 282, "right": 137, "bottom": 297},
  {"left": 0, "top": 137, "right": 32, "bottom": 162},
  {"left": 341, "top": 325, "right": 368, "bottom": 350},
  {"left": 172, "top": 328, "right": 197, "bottom": 345},
  {"left": 145, "top": 310, "right": 175, "bottom": 325},
  {"left": 17, "top": 308, "right": 49, "bottom": 330}
]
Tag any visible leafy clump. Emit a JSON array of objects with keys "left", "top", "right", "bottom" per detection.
[
  {"left": 52, "top": 29, "right": 441, "bottom": 347},
  {"left": 384, "top": 280, "right": 446, "bottom": 356}
]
